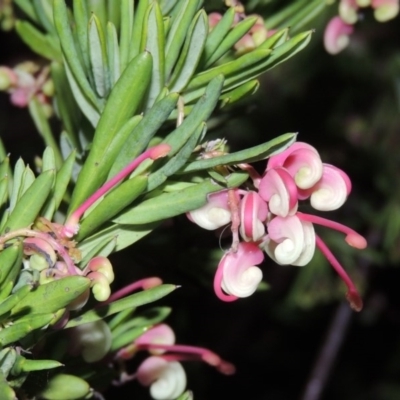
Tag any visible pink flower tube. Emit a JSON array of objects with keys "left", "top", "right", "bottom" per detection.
[{"left": 324, "top": 17, "right": 354, "bottom": 55}]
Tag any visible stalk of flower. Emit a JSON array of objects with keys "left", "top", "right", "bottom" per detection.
[
  {"left": 100, "top": 277, "right": 163, "bottom": 306},
  {"left": 62, "top": 144, "right": 171, "bottom": 238}
]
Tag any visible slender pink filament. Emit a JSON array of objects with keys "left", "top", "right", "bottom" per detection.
[
  {"left": 67, "top": 144, "right": 171, "bottom": 227},
  {"left": 315, "top": 235, "right": 363, "bottom": 311},
  {"left": 297, "top": 212, "right": 367, "bottom": 249},
  {"left": 101, "top": 277, "right": 162, "bottom": 305},
  {"left": 213, "top": 261, "right": 238, "bottom": 302},
  {"left": 136, "top": 343, "right": 235, "bottom": 375}
]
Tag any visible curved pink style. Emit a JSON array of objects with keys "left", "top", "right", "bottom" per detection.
[
  {"left": 135, "top": 324, "right": 176, "bottom": 355},
  {"left": 324, "top": 16, "right": 354, "bottom": 55}
]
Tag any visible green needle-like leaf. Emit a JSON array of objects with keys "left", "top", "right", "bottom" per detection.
[
  {"left": 88, "top": 13, "right": 109, "bottom": 98},
  {"left": 115, "top": 172, "right": 248, "bottom": 224},
  {"left": 3, "top": 169, "right": 55, "bottom": 233},
  {"left": 65, "top": 284, "right": 177, "bottom": 328},
  {"left": 106, "top": 22, "right": 121, "bottom": 86},
  {"left": 181, "top": 132, "right": 297, "bottom": 173},
  {"left": 0, "top": 314, "right": 54, "bottom": 347},
  {"left": 164, "top": 0, "right": 201, "bottom": 78},
  {"left": 109, "top": 92, "right": 179, "bottom": 178},
  {"left": 0, "top": 243, "right": 23, "bottom": 297},
  {"left": 15, "top": 21, "right": 61, "bottom": 61},
  {"left": 73, "top": 0, "right": 91, "bottom": 76},
  {"left": 32, "top": 0, "right": 55, "bottom": 34},
  {"left": 11, "top": 356, "right": 63, "bottom": 374},
  {"left": 168, "top": 10, "right": 208, "bottom": 92},
  {"left": 53, "top": 0, "right": 101, "bottom": 109},
  {"left": 204, "top": 15, "right": 258, "bottom": 68},
  {"left": 77, "top": 175, "right": 148, "bottom": 240},
  {"left": 119, "top": 0, "right": 134, "bottom": 71},
  {"left": 201, "top": 7, "right": 236, "bottom": 67},
  {"left": 0, "top": 285, "right": 32, "bottom": 321},
  {"left": 141, "top": 1, "right": 165, "bottom": 109},
  {"left": 69, "top": 51, "right": 152, "bottom": 213},
  {"left": 10, "top": 276, "right": 90, "bottom": 316}
]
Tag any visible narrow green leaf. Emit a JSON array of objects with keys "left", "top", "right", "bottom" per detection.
[
  {"left": 107, "top": 1, "right": 120, "bottom": 30},
  {"left": 164, "top": 0, "right": 201, "bottom": 78},
  {"left": 10, "top": 276, "right": 90, "bottom": 316},
  {"left": 108, "top": 308, "right": 133, "bottom": 331},
  {"left": 89, "top": 14, "right": 109, "bottom": 97},
  {"left": 205, "top": 16, "right": 258, "bottom": 68},
  {"left": 0, "top": 285, "right": 32, "bottom": 322},
  {"left": 40, "top": 374, "right": 90, "bottom": 400},
  {"left": 0, "top": 243, "right": 23, "bottom": 295},
  {"left": 186, "top": 48, "right": 271, "bottom": 92},
  {"left": 129, "top": 0, "right": 150, "bottom": 60},
  {"left": 77, "top": 175, "right": 148, "bottom": 240},
  {"left": 78, "top": 221, "right": 159, "bottom": 260},
  {"left": 32, "top": 0, "right": 55, "bottom": 34},
  {"left": 69, "top": 52, "right": 152, "bottom": 212},
  {"left": 169, "top": 10, "right": 208, "bottom": 92},
  {"left": 0, "top": 348, "right": 17, "bottom": 377},
  {"left": 42, "top": 147, "right": 56, "bottom": 172},
  {"left": 65, "top": 284, "right": 177, "bottom": 328},
  {"left": 160, "top": 0, "right": 179, "bottom": 14},
  {"left": 53, "top": 0, "right": 101, "bottom": 109},
  {"left": 0, "top": 314, "right": 54, "bottom": 347},
  {"left": 109, "top": 92, "right": 179, "bottom": 178},
  {"left": 9, "top": 158, "right": 25, "bottom": 212},
  {"left": 147, "top": 122, "right": 206, "bottom": 191},
  {"left": 141, "top": 1, "right": 165, "bottom": 109},
  {"left": 87, "top": 0, "right": 107, "bottom": 29},
  {"left": 51, "top": 149, "right": 76, "bottom": 210},
  {"left": 15, "top": 21, "right": 61, "bottom": 61},
  {"left": 3, "top": 169, "right": 55, "bottom": 232},
  {"left": 264, "top": 0, "right": 310, "bottom": 28},
  {"left": 258, "top": 28, "right": 289, "bottom": 50},
  {"left": 63, "top": 60, "right": 101, "bottom": 127},
  {"left": 176, "top": 392, "right": 194, "bottom": 400},
  {"left": 13, "top": 0, "right": 39, "bottom": 22},
  {"left": 0, "top": 373, "right": 15, "bottom": 400},
  {"left": 73, "top": 0, "right": 91, "bottom": 76},
  {"left": 51, "top": 62, "right": 81, "bottom": 150},
  {"left": 20, "top": 166, "right": 35, "bottom": 197},
  {"left": 219, "top": 79, "right": 259, "bottom": 107},
  {"left": 201, "top": 7, "right": 236, "bottom": 67},
  {"left": 28, "top": 97, "right": 63, "bottom": 169},
  {"left": 181, "top": 132, "right": 296, "bottom": 173},
  {"left": 119, "top": 0, "right": 134, "bottom": 71},
  {"left": 11, "top": 356, "right": 63, "bottom": 374},
  {"left": 223, "top": 31, "right": 313, "bottom": 89},
  {"left": 0, "top": 177, "right": 8, "bottom": 209},
  {"left": 106, "top": 22, "right": 121, "bottom": 86},
  {"left": 115, "top": 174, "right": 246, "bottom": 224}
]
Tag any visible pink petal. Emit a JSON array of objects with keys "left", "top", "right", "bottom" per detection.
[
  {"left": 339, "top": 0, "right": 359, "bottom": 24},
  {"left": 371, "top": 0, "right": 399, "bottom": 21},
  {"left": 259, "top": 168, "right": 298, "bottom": 217},
  {"left": 309, "top": 164, "right": 352, "bottom": 211},
  {"left": 239, "top": 191, "right": 268, "bottom": 241},
  {"left": 135, "top": 324, "right": 176, "bottom": 355},
  {"left": 324, "top": 17, "right": 354, "bottom": 55}
]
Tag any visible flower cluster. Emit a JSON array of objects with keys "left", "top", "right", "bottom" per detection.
[
  {"left": 115, "top": 323, "right": 235, "bottom": 400},
  {"left": 324, "top": 0, "right": 399, "bottom": 54},
  {"left": 208, "top": 0, "right": 269, "bottom": 55},
  {"left": 0, "top": 62, "right": 53, "bottom": 112},
  {"left": 0, "top": 144, "right": 171, "bottom": 321},
  {"left": 188, "top": 142, "right": 367, "bottom": 311}
]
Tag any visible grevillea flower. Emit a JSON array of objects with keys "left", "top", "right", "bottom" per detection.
[
  {"left": 187, "top": 190, "right": 232, "bottom": 230},
  {"left": 371, "top": 0, "right": 399, "bottom": 21},
  {"left": 324, "top": 16, "right": 354, "bottom": 55},
  {"left": 339, "top": 0, "right": 359, "bottom": 24},
  {"left": 258, "top": 168, "right": 298, "bottom": 217},
  {"left": 70, "top": 320, "right": 112, "bottom": 363},
  {"left": 137, "top": 357, "right": 187, "bottom": 400},
  {"left": 263, "top": 215, "right": 315, "bottom": 266},
  {"left": 214, "top": 242, "right": 264, "bottom": 301}
]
